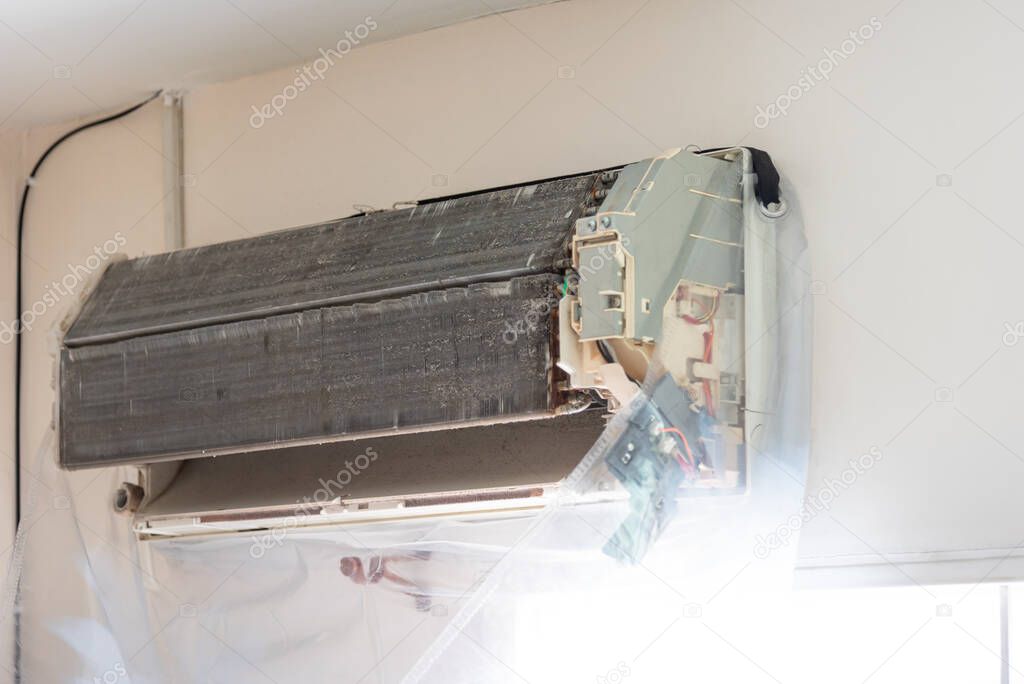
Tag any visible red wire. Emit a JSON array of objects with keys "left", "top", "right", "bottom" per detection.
[
  {"left": 672, "top": 451, "right": 694, "bottom": 474},
  {"left": 684, "top": 295, "right": 718, "bottom": 418},
  {"left": 660, "top": 427, "right": 695, "bottom": 465},
  {"left": 703, "top": 321, "right": 715, "bottom": 418}
]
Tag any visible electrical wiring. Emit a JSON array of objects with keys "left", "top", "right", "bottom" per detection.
[
  {"left": 703, "top": 382, "right": 715, "bottom": 417},
  {"left": 701, "top": 291, "right": 720, "bottom": 322},
  {"left": 660, "top": 426, "right": 695, "bottom": 466},
  {"left": 703, "top": 320, "right": 715, "bottom": 418},
  {"left": 681, "top": 289, "right": 719, "bottom": 325},
  {"left": 669, "top": 449, "right": 694, "bottom": 474},
  {"left": 680, "top": 289, "right": 719, "bottom": 418},
  {"left": 13, "top": 89, "right": 162, "bottom": 527}
]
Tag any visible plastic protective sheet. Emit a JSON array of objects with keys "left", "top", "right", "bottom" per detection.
[{"left": 2, "top": 168, "right": 811, "bottom": 683}]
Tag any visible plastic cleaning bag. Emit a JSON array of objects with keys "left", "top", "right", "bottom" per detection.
[
  {"left": 399, "top": 180, "right": 811, "bottom": 684},
  {"left": 2, "top": 153, "right": 811, "bottom": 683}
]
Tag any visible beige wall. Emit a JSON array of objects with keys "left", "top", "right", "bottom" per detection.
[
  {"left": 4, "top": 0, "right": 1024, "bottom": 596},
  {"left": 0, "top": 133, "right": 21, "bottom": 570}
]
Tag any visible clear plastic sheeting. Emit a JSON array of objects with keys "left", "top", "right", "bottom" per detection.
[
  {"left": 2, "top": 164, "right": 812, "bottom": 683},
  {"left": 401, "top": 183, "right": 812, "bottom": 683}
]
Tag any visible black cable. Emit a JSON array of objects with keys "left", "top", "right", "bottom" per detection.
[
  {"left": 13, "top": 89, "right": 161, "bottom": 529},
  {"left": 697, "top": 146, "right": 782, "bottom": 207}
]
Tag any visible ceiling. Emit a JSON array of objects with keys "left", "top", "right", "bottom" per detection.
[{"left": 0, "top": 0, "right": 556, "bottom": 132}]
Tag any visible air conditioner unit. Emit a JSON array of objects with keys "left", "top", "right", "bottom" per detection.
[{"left": 55, "top": 146, "right": 784, "bottom": 541}]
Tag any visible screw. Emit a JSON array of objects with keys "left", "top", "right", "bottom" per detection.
[
  {"left": 113, "top": 482, "right": 144, "bottom": 514},
  {"left": 600, "top": 216, "right": 612, "bottom": 228}
]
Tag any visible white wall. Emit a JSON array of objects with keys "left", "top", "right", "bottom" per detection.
[{"left": 4, "top": 0, "right": 1024, "bottom": 614}]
